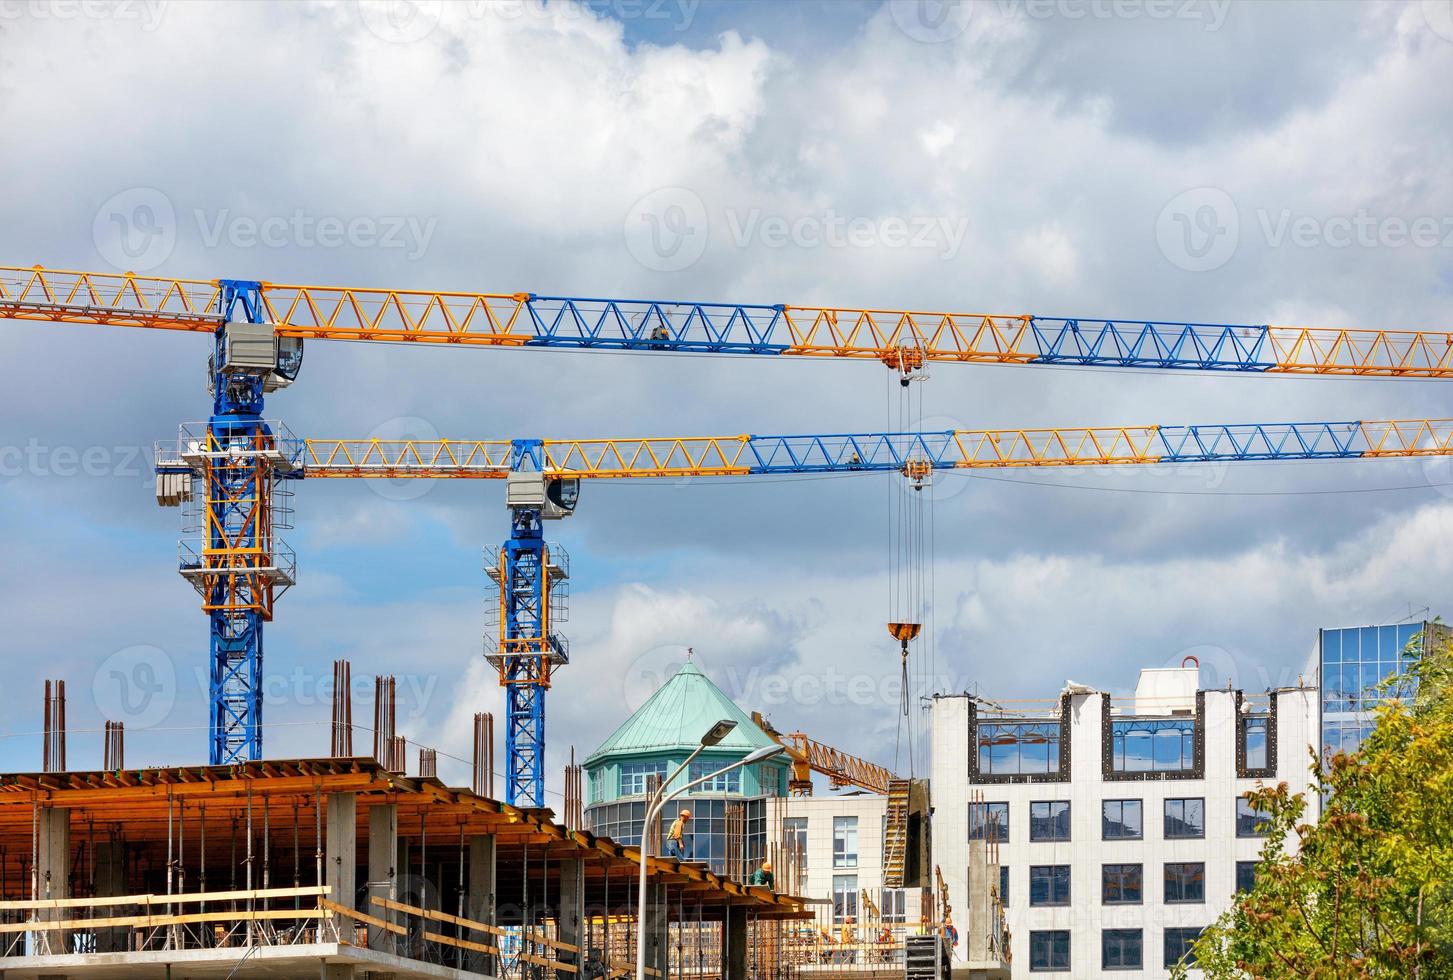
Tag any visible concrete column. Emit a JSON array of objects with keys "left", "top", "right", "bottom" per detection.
[
  {"left": 643, "top": 883, "right": 669, "bottom": 980},
  {"left": 557, "top": 859, "right": 584, "bottom": 971},
  {"left": 367, "top": 805, "right": 398, "bottom": 950},
  {"left": 319, "top": 963, "right": 355, "bottom": 980},
  {"left": 92, "top": 840, "right": 127, "bottom": 953},
  {"left": 965, "top": 843, "right": 994, "bottom": 965},
  {"left": 466, "top": 835, "right": 497, "bottom": 975},
  {"left": 36, "top": 808, "right": 70, "bottom": 955},
  {"left": 325, "top": 794, "right": 357, "bottom": 914},
  {"left": 723, "top": 906, "right": 748, "bottom": 980}
]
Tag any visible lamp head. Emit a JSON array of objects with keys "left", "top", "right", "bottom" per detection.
[
  {"left": 700, "top": 719, "right": 737, "bottom": 746},
  {"left": 742, "top": 744, "right": 787, "bottom": 765}
]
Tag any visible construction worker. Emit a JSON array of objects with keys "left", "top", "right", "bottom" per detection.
[
  {"left": 839, "top": 916, "right": 857, "bottom": 964},
  {"left": 665, "top": 808, "right": 692, "bottom": 860},
  {"left": 749, "top": 859, "right": 774, "bottom": 890},
  {"left": 942, "top": 915, "right": 959, "bottom": 952}
]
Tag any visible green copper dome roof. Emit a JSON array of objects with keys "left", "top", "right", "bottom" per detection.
[{"left": 584, "top": 661, "right": 779, "bottom": 767}]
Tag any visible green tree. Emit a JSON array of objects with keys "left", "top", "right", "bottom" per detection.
[{"left": 1181, "top": 626, "right": 1453, "bottom": 979}]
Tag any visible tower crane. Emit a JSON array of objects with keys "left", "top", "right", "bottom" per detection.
[
  {"left": 5, "top": 263, "right": 1453, "bottom": 807},
  {"left": 159, "top": 416, "right": 1453, "bottom": 803}
]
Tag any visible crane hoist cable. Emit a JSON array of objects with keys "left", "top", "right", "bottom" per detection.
[{"left": 886, "top": 369, "right": 932, "bottom": 776}]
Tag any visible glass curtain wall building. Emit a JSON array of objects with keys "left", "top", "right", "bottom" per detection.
[{"left": 1318, "top": 621, "right": 1445, "bottom": 757}]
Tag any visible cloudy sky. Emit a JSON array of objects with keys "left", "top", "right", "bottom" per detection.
[{"left": 2, "top": 0, "right": 1452, "bottom": 801}]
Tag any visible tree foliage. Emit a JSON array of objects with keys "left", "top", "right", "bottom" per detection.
[{"left": 1183, "top": 627, "right": 1453, "bottom": 979}]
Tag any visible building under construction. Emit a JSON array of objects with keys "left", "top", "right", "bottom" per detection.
[{"left": 0, "top": 677, "right": 807, "bottom": 980}]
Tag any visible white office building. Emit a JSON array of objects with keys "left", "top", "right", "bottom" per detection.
[
  {"left": 931, "top": 665, "right": 1319, "bottom": 978},
  {"left": 767, "top": 793, "right": 925, "bottom": 936}
]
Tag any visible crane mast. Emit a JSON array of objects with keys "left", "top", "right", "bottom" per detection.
[
  {"left": 183, "top": 281, "right": 304, "bottom": 764},
  {"left": 485, "top": 456, "right": 578, "bottom": 806}
]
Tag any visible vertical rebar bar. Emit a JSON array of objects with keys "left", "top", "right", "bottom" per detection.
[
  {"left": 42, "top": 680, "right": 67, "bottom": 773},
  {"left": 473, "top": 712, "right": 494, "bottom": 799},
  {"left": 332, "top": 659, "right": 356, "bottom": 757},
  {"left": 103, "top": 721, "right": 124, "bottom": 771}
]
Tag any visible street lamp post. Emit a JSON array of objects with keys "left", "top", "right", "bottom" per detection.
[{"left": 634, "top": 722, "right": 786, "bottom": 980}]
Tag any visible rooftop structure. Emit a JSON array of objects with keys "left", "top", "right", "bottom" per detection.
[{"left": 584, "top": 661, "right": 792, "bottom": 880}]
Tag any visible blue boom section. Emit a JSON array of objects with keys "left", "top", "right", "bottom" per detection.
[
  {"left": 1153, "top": 421, "right": 1366, "bottom": 461},
  {"left": 1027, "top": 319, "right": 1273, "bottom": 371},
  {"left": 522, "top": 296, "right": 788, "bottom": 354},
  {"left": 509, "top": 295, "right": 1276, "bottom": 371},
  {"left": 729, "top": 421, "right": 1369, "bottom": 475}
]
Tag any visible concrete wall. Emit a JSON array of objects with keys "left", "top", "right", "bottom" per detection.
[{"left": 931, "top": 682, "right": 1319, "bottom": 980}]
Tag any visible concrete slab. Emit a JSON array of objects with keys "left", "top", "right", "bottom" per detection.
[{"left": 0, "top": 942, "right": 495, "bottom": 980}]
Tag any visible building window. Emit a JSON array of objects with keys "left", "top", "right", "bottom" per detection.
[
  {"left": 1164, "top": 927, "right": 1203, "bottom": 969},
  {"left": 1237, "top": 797, "right": 1270, "bottom": 837},
  {"left": 1110, "top": 717, "right": 1197, "bottom": 772},
  {"left": 833, "top": 816, "right": 859, "bottom": 868},
  {"left": 977, "top": 720, "right": 1062, "bottom": 775},
  {"left": 688, "top": 760, "right": 741, "bottom": 794},
  {"left": 1165, "top": 862, "right": 1206, "bottom": 904},
  {"left": 1236, "top": 861, "right": 1258, "bottom": 894},
  {"left": 1029, "top": 801, "right": 1070, "bottom": 842},
  {"left": 585, "top": 797, "right": 767, "bottom": 877},
  {"left": 618, "top": 761, "right": 667, "bottom": 797},
  {"left": 1242, "top": 715, "right": 1270, "bottom": 771},
  {"left": 880, "top": 888, "right": 906, "bottom": 924},
  {"left": 998, "top": 865, "right": 1009, "bottom": 905},
  {"left": 782, "top": 817, "right": 807, "bottom": 891},
  {"left": 1102, "top": 929, "right": 1142, "bottom": 971},
  {"left": 1102, "top": 799, "right": 1143, "bottom": 840},
  {"left": 1029, "top": 865, "right": 1070, "bottom": 907},
  {"left": 832, "top": 875, "right": 858, "bottom": 925},
  {"left": 1102, "top": 863, "right": 1142, "bottom": 905},
  {"left": 968, "top": 802, "right": 1010, "bottom": 843},
  {"left": 1163, "top": 798, "right": 1205, "bottom": 839},
  {"left": 589, "top": 768, "right": 604, "bottom": 804},
  {"left": 1029, "top": 930, "right": 1070, "bottom": 972}
]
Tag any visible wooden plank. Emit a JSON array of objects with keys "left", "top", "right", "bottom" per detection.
[
  {"left": 15, "top": 772, "right": 380, "bottom": 806},
  {"left": 321, "top": 899, "right": 407, "bottom": 937},
  {"left": 0, "top": 884, "right": 329, "bottom": 912},
  {"left": 423, "top": 929, "right": 500, "bottom": 957},
  {"left": 606, "top": 958, "right": 661, "bottom": 978},
  {"left": 371, "top": 895, "right": 507, "bottom": 938},
  {"left": 0, "top": 907, "right": 327, "bottom": 934},
  {"left": 525, "top": 929, "right": 581, "bottom": 954},
  {"left": 519, "top": 951, "right": 579, "bottom": 974}
]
